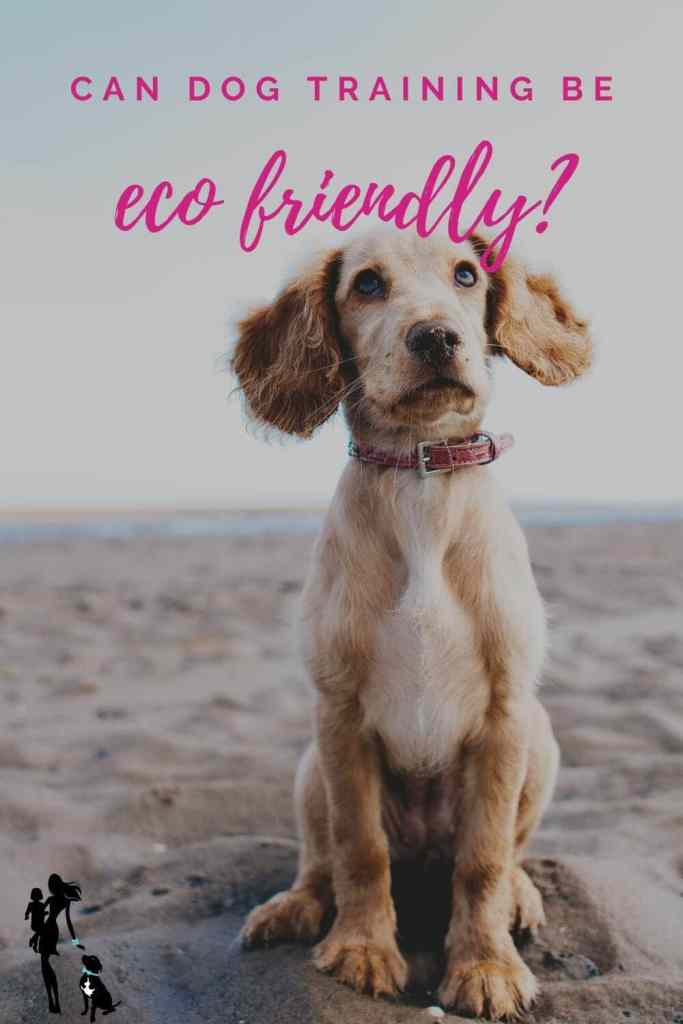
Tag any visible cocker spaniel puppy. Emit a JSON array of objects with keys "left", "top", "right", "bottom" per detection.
[{"left": 233, "top": 231, "right": 591, "bottom": 1020}]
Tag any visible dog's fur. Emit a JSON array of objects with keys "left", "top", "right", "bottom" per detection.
[
  {"left": 79, "top": 956, "right": 119, "bottom": 1021},
  {"left": 234, "top": 231, "right": 590, "bottom": 1019}
]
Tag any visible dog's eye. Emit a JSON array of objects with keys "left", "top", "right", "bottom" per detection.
[
  {"left": 353, "top": 269, "right": 385, "bottom": 297},
  {"left": 454, "top": 262, "right": 477, "bottom": 288}
]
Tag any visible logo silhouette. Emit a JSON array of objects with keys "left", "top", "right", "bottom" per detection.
[
  {"left": 80, "top": 955, "right": 121, "bottom": 1020},
  {"left": 26, "top": 873, "right": 84, "bottom": 1014}
]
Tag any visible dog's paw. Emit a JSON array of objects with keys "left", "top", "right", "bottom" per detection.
[
  {"left": 241, "top": 889, "right": 325, "bottom": 948},
  {"left": 511, "top": 866, "right": 546, "bottom": 939},
  {"left": 314, "top": 930, "right": 407, "bottom": 998},
  {"left": 438, "top": 957, "right": 537, "bottom": 1020}
]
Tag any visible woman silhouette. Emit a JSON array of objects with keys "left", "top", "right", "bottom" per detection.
[{"left": 39, "top": 874, "right": 83, "bottom": 1014}]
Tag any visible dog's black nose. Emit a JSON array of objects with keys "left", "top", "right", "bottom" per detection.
[{"left": 405, "top": 321, "right": 459, "bottom": 368}]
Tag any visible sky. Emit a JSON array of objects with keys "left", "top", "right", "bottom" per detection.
[{"left": 1, "top": 0, "right": 681, "bottom": 509}]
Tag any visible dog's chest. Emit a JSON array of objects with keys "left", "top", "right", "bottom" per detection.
[{"left": 360, "top": 502, "right": 488, "bottom": 773}]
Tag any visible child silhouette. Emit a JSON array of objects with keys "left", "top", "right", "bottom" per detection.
[{"left": 25, "top": 887, "right": 46, "bottom": 953}]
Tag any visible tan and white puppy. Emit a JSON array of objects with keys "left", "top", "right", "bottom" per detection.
[{"left": 233, "top": 231, "right": 591, "bottom": 1020}]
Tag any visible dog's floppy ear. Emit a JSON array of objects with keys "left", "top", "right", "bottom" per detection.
[
  {"left": 231, "top": 250, "right": 347, "bottom": 437},
  {"left": 487, "top": 257, "right": 592, "bottom": 386}
]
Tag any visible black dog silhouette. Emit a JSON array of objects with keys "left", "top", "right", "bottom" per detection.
[
  {"left": 25, "top": 888, "right": 46, "bottom": 953},
  {"left": 79, "top": 956, "right": 120, "bottom": 1021}
]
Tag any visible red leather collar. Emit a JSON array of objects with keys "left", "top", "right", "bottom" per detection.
[{"left": 348, "top": 432, "right": 514, "bottom": 477}]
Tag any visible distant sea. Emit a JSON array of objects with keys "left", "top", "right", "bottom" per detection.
[{"left": 1, "top": 504, "right": 682, "bottom": 544}]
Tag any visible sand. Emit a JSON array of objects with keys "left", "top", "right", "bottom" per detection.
[{"left": 1, "top": 519, "right": 682, "bottom": 1023}]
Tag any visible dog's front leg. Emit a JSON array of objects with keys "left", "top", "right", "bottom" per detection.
[
  {"left": 81, "top": 993, "right": 89, "bottom": 1016},
  {"left": 313, "top": 697, "right": 406, "bottom": 998},
  {"left": 439, "top": 712, "right": 537, "bottom": 1019}
]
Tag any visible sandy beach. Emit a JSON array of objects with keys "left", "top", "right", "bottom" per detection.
[{"left": 1, "top": 517, "right": 682, "bottom": 1023}]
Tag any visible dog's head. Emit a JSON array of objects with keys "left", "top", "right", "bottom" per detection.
[
  {"left": 82, "top": 955, "right": 103, "bottom": 975},
  {"left": 232, "top": 231, "right": 591, "bottom": 441}
]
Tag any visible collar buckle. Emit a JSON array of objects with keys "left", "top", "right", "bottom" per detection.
[{"left": 416, "top": 441, "right": 452, "bottom": 477}]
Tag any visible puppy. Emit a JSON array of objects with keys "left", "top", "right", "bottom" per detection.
[
  {"left": 80, "top": 955, "right": 120, "bottom": 1021},
  {"left": 234, "top": 231, "right": 591, "bottom": 1019}
]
